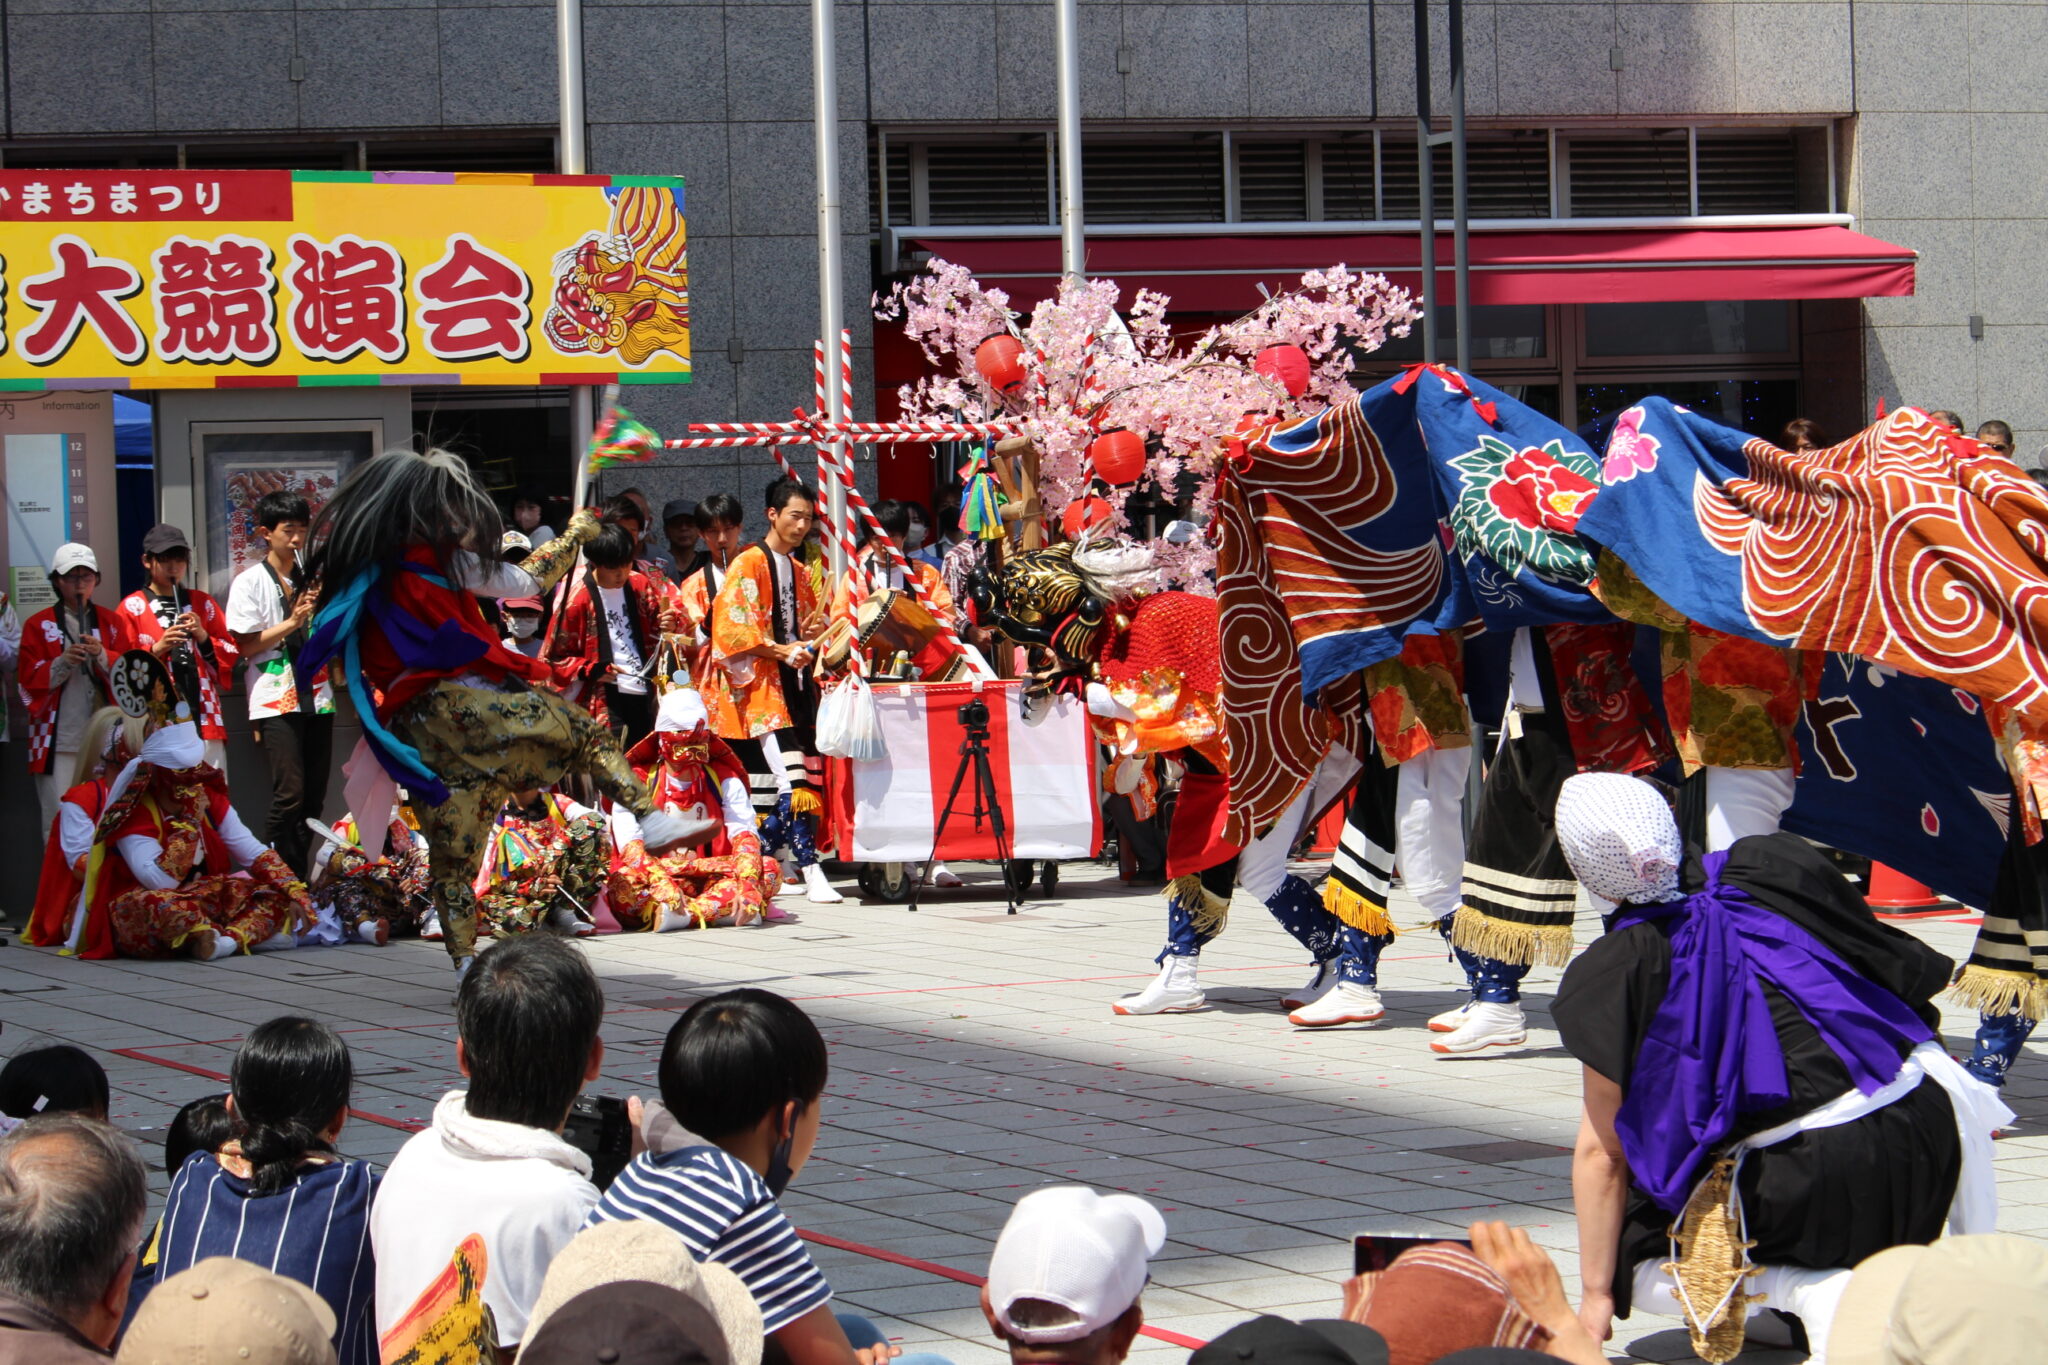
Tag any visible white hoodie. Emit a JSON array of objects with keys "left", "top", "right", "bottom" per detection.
[{"left": 370, "top": 1091, "right": 600, "bottom": 1350}]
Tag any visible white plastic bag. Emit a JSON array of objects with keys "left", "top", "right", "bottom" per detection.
[{"left": 817, "top": 673, "right": 886, "bottom": 761}]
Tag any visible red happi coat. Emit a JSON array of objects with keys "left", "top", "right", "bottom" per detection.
[
  {"left": 117, "top": 589, "right": 240, "bottom": 742},
  {"left": 17, "top": 603, "right": 122, "bottom": 774}
]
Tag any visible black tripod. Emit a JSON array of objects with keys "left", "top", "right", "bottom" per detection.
[{"left": 909, "top": 697, "right": 1019, "bottom": 914}]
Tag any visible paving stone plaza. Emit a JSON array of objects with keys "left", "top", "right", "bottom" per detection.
[{"left": 2, "top": 862, "right": 2039, "bottom": 1364}]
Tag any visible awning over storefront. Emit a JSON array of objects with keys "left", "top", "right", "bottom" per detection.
[{"left": 902, "top": 222, "right": 1917, "bottom": 311}]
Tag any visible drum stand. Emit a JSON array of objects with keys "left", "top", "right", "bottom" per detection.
[{"left": 909, "top": 696, "right": 1018, "bottom": 914}]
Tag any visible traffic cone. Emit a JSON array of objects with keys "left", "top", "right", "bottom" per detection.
[{"left": 1866, "top": 862, "right": 1948, "bottom": 915}]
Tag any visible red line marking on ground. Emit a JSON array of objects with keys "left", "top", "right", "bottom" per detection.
[
  {"left": 115, "top": 1044, "right": 1210, "bottom": 1347},
  {"left": 110, "top": 1047, "right": 425, "bottom": 1133},
  {"left": 798, "top": 1229, "right": 1205, "bottom": 1348}
]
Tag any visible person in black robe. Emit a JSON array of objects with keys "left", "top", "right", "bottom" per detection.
[{"left": 1547, "top": 772, "right": 2009, "bottom": 1356}]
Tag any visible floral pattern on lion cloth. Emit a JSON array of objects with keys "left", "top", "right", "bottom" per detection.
[
  {"left": 607, "top": 688, "right": 783, "bottom": 930},
  {"left": 310, "top": 812, "right": 431, "bottom": 938}
]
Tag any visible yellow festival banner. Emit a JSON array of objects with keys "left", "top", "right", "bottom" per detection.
[{"left": 0, "top": 170, "right": 688, "bottom": 389}]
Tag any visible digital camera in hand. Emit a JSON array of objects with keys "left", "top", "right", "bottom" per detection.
[{"left": 563, "top": 1094, "right": 633, "bottom": 1189}]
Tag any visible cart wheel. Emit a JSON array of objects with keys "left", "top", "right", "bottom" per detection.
[
  {"left": 858, "top": 862, "right": 915, "bottom": 903},
  {"left": 1041, "top": 862, "right": 1060, "bottom": 897},
  {"left": 1004, "top": 859, "right": 1036, "bottom": 900}
]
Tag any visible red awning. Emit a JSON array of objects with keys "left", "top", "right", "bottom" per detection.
[{"left": 904, "top": 224, "right": 1917, "bottom": 311}]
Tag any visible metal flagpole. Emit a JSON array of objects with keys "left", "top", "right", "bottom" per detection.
[
  {"left": 1054, "top": 0, "right": 1085, "bottom": 280},
  {"left": 1412, "top": 0, "right": 1437, "bottom": 364},
  {"left": 1448, "top": 0, "right": 1472, "bottom": 373},
  {"left": 558, "top": 0, "right": 596, "bottom": 505},
  {"left": 814, "top": 0, "right": 851, "bottom": 576}
]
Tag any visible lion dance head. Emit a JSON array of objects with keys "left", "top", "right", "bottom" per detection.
[{"left": 545, "top": 186, "right": 690, "bottom": 369}]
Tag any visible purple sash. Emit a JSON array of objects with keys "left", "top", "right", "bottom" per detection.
[{"left": 1610, "top": 852, "right": 1935, "bottom": 1212}]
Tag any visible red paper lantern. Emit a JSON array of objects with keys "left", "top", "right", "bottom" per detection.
[
  {"left": 1061, "top": 495, "right": 1114, "bottom": 539},
  {"left": 974, "top": 334, "right": 1027, "bottom": 393},
  {"left": 1254, "top": 344, "right": 1311, "bottom": 398},
  {"left": 1088, "top": 429, "right": 1148, "bottom": 485}
]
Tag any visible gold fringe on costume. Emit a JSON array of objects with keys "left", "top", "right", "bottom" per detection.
[
  {"left": 1950, "top": 963, "right": 2048, "bottom": 1021},
  {"left": 1448, "top": 904, "right": 1575, "bottom": 968},
  {"left": 791, "top": 788, "right": 822, "bottom": 817},
  {"left": 1662, "top": 1158, "right": 1761, "bottom": 1364},
  {"left": 1167, "top": 874, "right": 1230, "bottom": 939},
  {"left": 1322, "top": 880, "right": 1398, "bottom": 939}
]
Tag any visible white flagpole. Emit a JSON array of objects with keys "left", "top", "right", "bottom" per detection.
[
  {"left": 559, "top": 0, "right": 596, "bottom": 504},
  {"left": 1054, "top": 0, "right": 1084, "bottom": 281},
  {"left": 814, "top": 0, "right": 850, "bottom": 578}
]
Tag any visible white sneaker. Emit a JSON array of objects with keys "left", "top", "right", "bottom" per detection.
[
  {"left": 352, "top": 918, "right": 391, "bottom": 946},
  {"left": 546, "top": 904, "right": 595, "bottom": 938},
  {"left": 1288, "top": 980, "right": 1385, "bottom": 1028},
  {"left": 1428, "top": 1000, "right": 1476, "bottom": 1033},
  {"left": 930, "top": 862, "right": 965, "bottom": 888},
  {"left": 803, "top": 863, "right": 844, "bottom": 905},
  {"left": 1112, "top": 956, "right": 1205, "bottom": 1015},
  {"left": 1282, "top": 959, "right": 1337, "bottom": 1010},
  {"left": 419, "top": 910, "right": 444, "bottom": 941},
  {"left": 1430, "top": 1001, "right": 1528, "bottom": 1055},
  {"left": 774, "top": 875, "right": 804, "bottom": 899},
  {"left": 251, "top": 925, "right": 297, "bottom": 953}
]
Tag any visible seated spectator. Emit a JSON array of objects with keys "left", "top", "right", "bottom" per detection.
[
  {"left": 521, "top": 1220, "right": 763, "bottom": 1365},
  {"left": 126, "top": 1018, "right": 376, "bottom": 1365},
  {"left": 1549, "top": 774, "right": 2010, "bottom": 1359},
  {"left": 161, "top": 1094, "right": 236, "bottom": 1176},
  {"left": 588, "top": 989, "right": 948, "bottom": 1365},
  {"left": 1339, "top": 1223, "right": 1602, "bottom": 1365},
  {"left": 982, "top": 1187, "right": 1163, "bottom": 1365},
  {"left": 1822, "top": 1232, "right": 2048, "bottom": 1363},
  {"left": 0, "top": 1045, "right": 110, "bottom": 1128},
  {"left": 1188, "top": 1317, "right": 1388, "bottom": 1365},
  {"left": 372, "top": 935, "right": 606, "bottom": 1359},
  {"left": 0, "top": 1114, "right": 149, "bottom": 1363},
  {"left": 521, "top": 1281, "right": 732, "bottom": 1365},
  {"left": 117, "top": 1257, "right": 337, "bottom": 1365}
]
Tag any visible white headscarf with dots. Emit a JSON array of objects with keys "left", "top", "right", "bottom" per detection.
[{"left": 1555, "top": 772, "right": 1683, "bottom": 906}]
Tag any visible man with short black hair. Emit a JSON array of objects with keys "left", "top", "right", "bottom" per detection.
[
  {"left": 706, "top": 479, "right": 841, "bottom": 902},
  {"left": 118, "top": 524, "right": 237, "bottom": 771},
  {"left": 0, "top": 1113, "right": 149, "bottom": 1363},
  {"left": 370, "top": 934, "right": 607, "bottom": 1356},
  {"left": 1976, "top": 419, "right": 2015, "bottom": 458},
  {"left": 546, "top": 520, "right": 667, "bottom": 746},
  {"left": 226, "top": 490, "right": 334, "bottom": 881}
]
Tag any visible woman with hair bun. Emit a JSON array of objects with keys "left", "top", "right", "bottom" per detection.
[{"left": 125, "top": 1016, "right": 379, "bottom": 1365}]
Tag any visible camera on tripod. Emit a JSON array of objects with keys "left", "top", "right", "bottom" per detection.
[{"left": 957, "top": 698, "right": 990, "bottom": 731}]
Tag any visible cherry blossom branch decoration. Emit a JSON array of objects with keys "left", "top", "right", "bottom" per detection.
[{"left": 876, "top": 259, "right": 1418, "bottom": 589}]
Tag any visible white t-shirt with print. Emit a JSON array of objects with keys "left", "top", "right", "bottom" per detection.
[
  {"left": 225, "top": 561, "right": 335, "bottom": 720},
  {"left": 596, "top": 585, "right": 650, "bottom": 695}
]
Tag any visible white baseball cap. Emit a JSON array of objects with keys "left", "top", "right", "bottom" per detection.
[
  {"left": 987, "top": 1187, "right": 1166, "bottom": 1344},
  {"left": 50, "top": 542, "right": 97, "bottom": 576}
]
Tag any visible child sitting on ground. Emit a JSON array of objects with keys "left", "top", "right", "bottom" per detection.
[
  {"left": 162, "top": 1092, "right": 237, "bottom": 1174},
  {"left": 587, "top": 989, "right": 952, "bottom": 1365},
  {"left": 0, "top": 1044, "right": 111, "bottom": 1131},
  {"left": 128, "top": 1016, "right": 380, "bottom": 1365}
]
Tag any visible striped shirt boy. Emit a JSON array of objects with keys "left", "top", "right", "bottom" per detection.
[
  {"left": 585, "top": 1144, "right": 831, "bottom": 1331},
  {"left": 128, "top": 1154, "right": 379, "bottom": 1365}
]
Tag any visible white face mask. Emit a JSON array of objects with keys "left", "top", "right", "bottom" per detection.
[
  {"left": 906, "top": 519, "right": 927, "bottom": 547},
  {"left": 507, "top": 616, "right": 540, "bottom": 639}
]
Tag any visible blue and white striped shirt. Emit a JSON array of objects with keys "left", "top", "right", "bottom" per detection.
[
  {"left": 586, "top": 1145, "right": 831, "bottom": 1332},
  {"left": 128, "top": 1154, "right": 380, "bottom": 1365}
]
